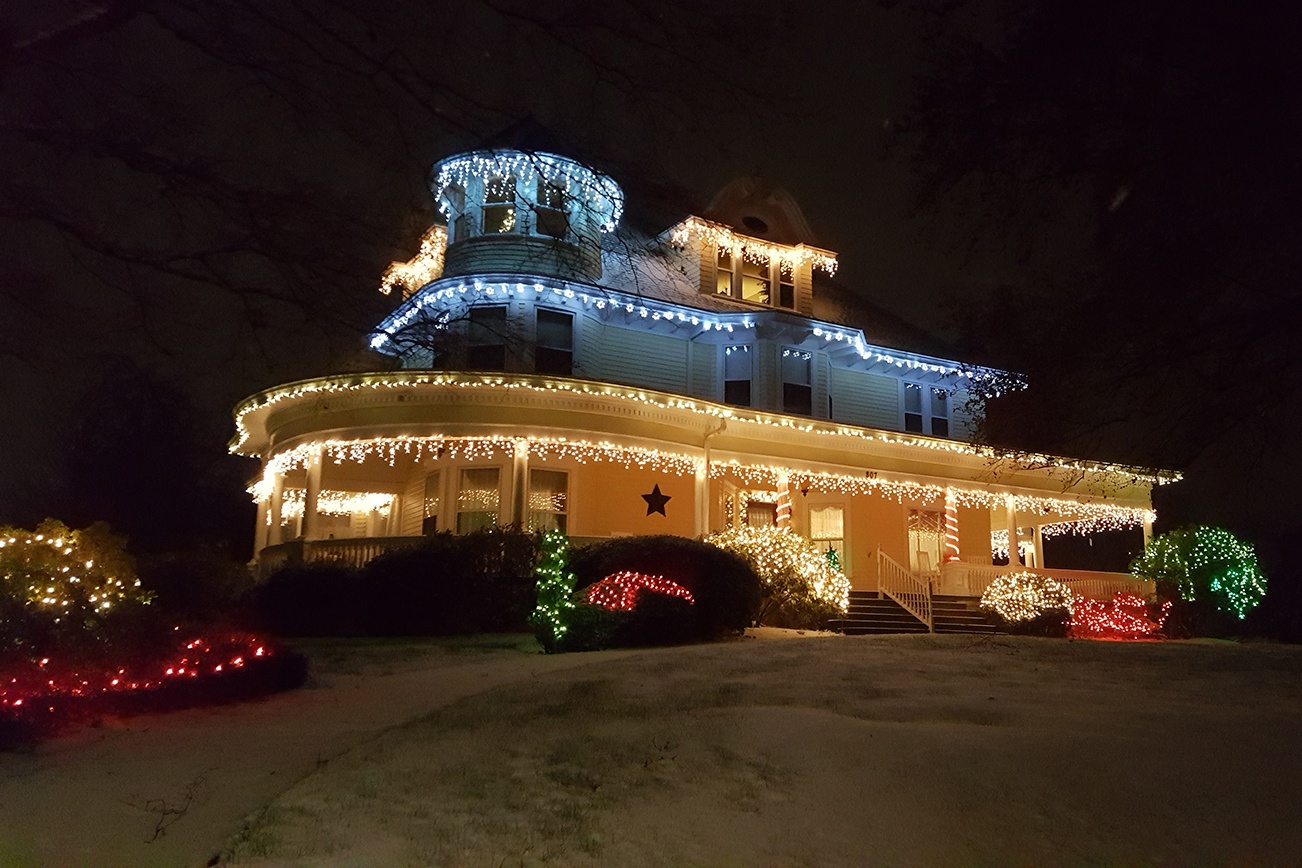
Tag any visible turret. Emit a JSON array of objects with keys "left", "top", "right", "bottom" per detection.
[{"left": 432, "top": 149, "right": 623, "bottom": 283}]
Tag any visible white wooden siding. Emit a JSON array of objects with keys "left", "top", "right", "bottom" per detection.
[
  {"left": 829, "top": 367, "right": 899, "bottom": 429},
  {"left": 592, "top": 325, "right": 688, "bottom": 393},
  {"left": 399, "top": 474, "right": 424, "bottom": 536}
]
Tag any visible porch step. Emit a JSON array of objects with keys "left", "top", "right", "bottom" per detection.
[{"left": 838, "top": 591, "right": 1000, "bottom": 635}]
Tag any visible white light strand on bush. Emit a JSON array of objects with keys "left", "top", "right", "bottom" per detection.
[
  {"left": 379, "top": 225, "right": 446, "bottom": 297},
  {"left": 433, "top": 151, "right": 624, "bottom": 231},
  {"left": 231, "top": 372, "right": 1179, "bottom": 489},
  {"left": 669, "top": 217, "right": 838, "bottom": 275}
]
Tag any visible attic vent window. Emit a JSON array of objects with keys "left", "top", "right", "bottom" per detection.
[{"left": 741, "top": 215, "right": 769, "bottom": 234}]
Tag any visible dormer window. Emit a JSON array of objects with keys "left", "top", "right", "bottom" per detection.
[
  {"left": 482, "top": 175, "right": 517, "bottom": 234},
  {"left": 714, "top": 248, "right": 797, "bottom": 310},
  {"left": 535, "top": 178, "right": 569, "bottom": 239}
]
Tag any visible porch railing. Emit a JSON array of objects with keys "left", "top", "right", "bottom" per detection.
[
  {"left": 940, "top": 561, "right": 1155, "bottom": 601},
  {"left": 256, "top": 536, "right": 427, "bottom": 578},
  {"left": 877, "top": 547, "right": 933, "bottom": 632}
]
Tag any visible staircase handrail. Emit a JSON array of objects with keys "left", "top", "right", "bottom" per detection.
[{"left": 877, "top": 547, "right": 933, "bottom": 632}]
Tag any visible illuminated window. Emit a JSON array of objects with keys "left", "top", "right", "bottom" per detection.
[
  {"left": 714, "top": 249, "right": 796, "bottom": 309},
  {"left": 528, "top": 469, "right": 568, "bottom": 533},
  {"left": 534, "top": 308, "right": 573, "bottom": 375},
  {"left": 908, "top": 509, "right": 944, "bottom": 574},
  {"left": 782, "top": 348, "right": 812, "bottom": 416},
  {"left": 723, "top": 344, "right": 752, "bottom": 407},
  {"left": 467, "top": 306, "right": 507, "bottom": 370},
  {"left": 535, "top": 178, "right": 569, "bottom": 239},
  {"left": 457, "top": 467, "right": 500, "bottom": 533},
  {"left": 422, "top": 471, "right": 441, "bottom": 534},
  {"left": 904, "top": 382, "right": 951, "bottom": 436},
  {"left": 482, "top": 175, "right": 517, "bottom": 234},
  {"left": 809, "top": 504, "right": 844, "bottom": 560},
  {"left": 744, "top": 492, "right": 778, "bottom": 527},
  {"left": 716, "top": 250, "right": 735, "bottom": 295}
]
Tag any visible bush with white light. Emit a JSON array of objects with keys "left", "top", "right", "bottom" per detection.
[
  {"left": 705, "top": 526, "right": 849, "bottom": 628},
  {"left": 979, "top": 571, "right": 1075, "bottom": 624}
]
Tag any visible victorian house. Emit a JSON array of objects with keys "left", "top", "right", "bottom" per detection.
[{"left": 230, "top": 144, "right": 1175, "bottom": 623}]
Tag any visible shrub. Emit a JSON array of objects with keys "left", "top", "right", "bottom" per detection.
[
  {"left": 980, "top": 571, "right": 1075, "bottom": 634},
  {"left": 1069, "top": 593, "right": 1172, "bottom": 640},
  {"left": 703, "top": 527, "right": 848, "bottom": 629},
  {"left": 1131, "top": 526, "right": 1267, "bottom": 621},
  {"left": 137, "top": 546, "right": 255, "bottom": 621},
  {"left": 0, "top": 519, "right": 153, "bottom": 656},
  {"left": 250, "top": 527, "right": 539, "bottom": 637},
  {"left": 569, "top": 535, "right": 761, "bottom": 639}
]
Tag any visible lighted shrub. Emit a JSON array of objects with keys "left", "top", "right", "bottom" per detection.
[
  {"left": 1131, "top": 526, "right": 1267, "bottom": 621},
  {"left": 980, "top": 571, "right": 1075, "bottom": 630},
  {"left": 0, "top": 520, "right": 153, "bottom": 654},
  {"left": 1069, "top": 593, "right": 1172, "bottom": 640},
  {"left": 568, "top": 535, "right": 760, "bottom": 639},
  {"left": 704, "top": 527, "right": 849, "bottom": 629}
]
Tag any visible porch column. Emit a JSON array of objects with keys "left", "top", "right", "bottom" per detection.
[
  {"left": 254, "top": 497, "right": 269, "bottom": 556},
  {"left": 268, "top": 469, "right": 285, "bottom": 546},
  {"left": 1143, "top": 514, "right": 1154, "bottom": 547},
  {"left": 302, "top": 447, "right": 324, "bottom": 541},
  {"left": 775, "top": 472, "right": 792, "bottom": 531},
  {"left": 943, "top": 488, "right": 960, "bottom": 563},
  {"left": 510, "top": 439, "right": 529, "bottom": 528},
  {"left": 1005, "top": 499, "right": 1021, "bottom": 567},
  {"left": 693, "top": 461, "right": 709, "bottom": 537}
]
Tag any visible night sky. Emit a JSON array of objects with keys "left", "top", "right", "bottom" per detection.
[{"left": 2, "top": 1, "right": 1298, "bottom": 583}]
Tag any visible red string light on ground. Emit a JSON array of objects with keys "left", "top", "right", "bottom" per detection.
[
  {"left": 585, "top": 571, "right": 695, "bottom": 612},
  {"left": 1069, "top": 593, "right": 1172, "bottom": 641},
  {"left": 0, "top": 632, "right": 277, "bottom": 715}
]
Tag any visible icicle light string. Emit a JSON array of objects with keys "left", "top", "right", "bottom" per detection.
[{"left": 232, "top": 374, "right": 1175, "bottom": 490}]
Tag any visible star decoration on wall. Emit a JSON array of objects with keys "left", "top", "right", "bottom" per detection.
[{"left": 641, "top": 484, "right": 671, "bottom": 516}]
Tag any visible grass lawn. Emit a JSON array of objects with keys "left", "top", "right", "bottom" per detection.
[{"left": 215, "top": 634, "right": 1302, "bottom": 866}]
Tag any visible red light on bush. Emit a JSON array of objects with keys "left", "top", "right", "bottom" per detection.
[
  {"left": 585, "top": 571, "right": 695, "bottom": 612},
  {"left": 1069, "top": 593, "right": 1172, "bottom": 640}
]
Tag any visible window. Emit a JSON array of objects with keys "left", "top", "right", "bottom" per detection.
[
  {"left": 535, "top": 178, "right": 569, "bottom": 239},
  {"left": 422, "top": 471, "right": 441, "bottom": 534},
  {"left": 457, "top": 467, "right": 500, "bottom": 533},
  {"left": 715, "top": 249, "right": 796, "bottom": 309},
  {"left": 482, "top": 175, "right": 517, "bottom": 234},
  {"left": 467, "top": 306, "right": 507, "bottom": 370},
  {"left": 930, "top": 389, "right": 950, "bottom": 437},
  {"left": 534, "top": 309, "right": 573, "bottom": 375},
  {"left": 809, "top": 504, "right": 844, "bottom": 562},
  {"left": 723, "top": 344, "right": 752, "bottom": 407},
  {"left": 527, "top": 469, "right": 568, "bottom": 533},
  {"left": 740, "top": 254, "right": 770, "bottom": 303},
  {"left": 904, "top": 382, "right": 951, "bottom": 436},
  {"left": 782, "top": 349, "right": 812, "bottom": 416},
  {"left": 716, "top": 250, "right": 735, "bottom": 295},
  {"left": 904, "top": 383, "right": 924, "bottom": 433},
  {"left": 445, "top": 183, "right": 467, "bottom": 241},
  {"left": 743, "top": 492, "right": 778, "bottom": 527},
  {"left": 908, "top": 509, "right": 944, "bottom": 574}
]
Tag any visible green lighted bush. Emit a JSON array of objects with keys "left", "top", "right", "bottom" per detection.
[{"left": 1131, "top": 526, "right": 1267, "bottom": 621}]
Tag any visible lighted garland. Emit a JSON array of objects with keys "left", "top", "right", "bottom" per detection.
[
  {"left": 1069, "top": 593, "right": 1172, "bottom": 641},
  {"left": 705, "top": 526, "right": 849, "bottom": 612},
  {"left": 669, "top": 217, "right": 839, "bottom": 275},
  {"left": 979, "top": 571, "right": 1075, "bottom": 623},
  {"left": 380, "top": 225, "right": 446, "bottom": 297},
  {"left": 1130, "top": 526, "right": 1267, "bottom": 619},
  {"left": 432, "top": 151, "right": 624, "bottom": 232},
  {"left": 585, "top": 571, "right": 695, "bottom": 612},
  {"left": 277, "top": 489, "right": 396, "bottom": 518},
  {"left": 231, "top": 372, "right": 1176, "bottom": 491},
  {"left": 0, "top": 520, "right": 150, "bottom": 625},
  {"left": 529, "top": 531, "right": 578, "bottom": 652}
]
